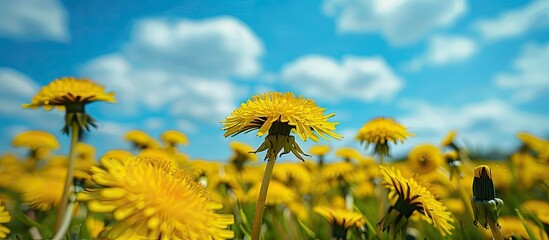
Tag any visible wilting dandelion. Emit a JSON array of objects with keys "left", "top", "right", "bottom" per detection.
[
  {"left": 78, "top": 155, "right": 234, "bottom": 239},
  {"left": 355, "top": 117, "right": 413, "bottom": 162},
  {"left": 0, "top": 200, "right": 11, "bottom": 239},
  {"left": 377, "top": 166, "right": 454, "bottom": 239},
  {"left": 221, "top": 92, "right": 341, "bottom": 240},
  {"left": 23, "top": 77, "right": 115, "bottom": 233}
]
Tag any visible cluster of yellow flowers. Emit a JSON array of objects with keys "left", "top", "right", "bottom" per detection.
[{"left": 0, "top": 77, "right": 547, "bottom": 239}]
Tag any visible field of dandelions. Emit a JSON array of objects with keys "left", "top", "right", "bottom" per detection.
[{"left": 0, "top": 78, "right": 548, "bottom": 240}]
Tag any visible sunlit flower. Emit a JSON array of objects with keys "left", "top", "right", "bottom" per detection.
[
  {"left": 407, "top": 144, "right": 444, "bottom": 174},
  {"left": 78, "top": 156, "right": 234, "bottom": 239},
  {"left": 86, "top": 214, "right": 105, "bottom": 238},
  {"left": 353, "top": 181, "right": 375, "bottom": 199},
  {"left": 517, "top": 132, "right": 549, "bottom": 163},
  {"left": 309, "top": 144, "right": 331, "bottom": 166},
  {"left": 309, "top": 145, "right": 331, "bottom": 156},
  {"left": 272, "top": 162, "right": 312, "bottom": 194},
  {"left": 0, "top": 200, "right": 10, "bottom": 239},
  {"left": 498, "top": 216, "right": 548, "bottom": 239},
  {"left": 314, "top": 206, "right": 365, "bottom": 239},
  {"left": 12, "top": 130, "right": 60, "bottom": 151},
  {"left": 377, "top": 166, "right": 454, "bottom": 238},
  {"left": 124, "top": 130, "right": 160, "bottom": 150},
  {"left": 222, "top": 92, "right": 342, "bottom": 161},
  {"left": 23, "top": 77, "right": 116, "bottom": 134},
  {"left": 244, "top": 180, "right": 296, "bottom": 205},
  {"left": 521, "top": 200, "right": 549, "bottom": 224},
  {"left": 161, "top": 130, "right": 189, "bottom": 147},
  {"left": 101, "top": 149, "right": 133, "bottom": 162},
  {"left": 355, "top": 117, "right": 413, "bottom": 158},
  {"left": 17, "top": 166, "right": 65, "bottom": 211},
  {"left": 287, "top": 201, "right": 309, "bottom": 221},
  {"left": 229, "top": 141, "right": 257, "bottom": 171},
  {"left": 335, "top": 147, "right": 362, "bottom": 162},
  {"left": 0, "top": 154, "right": 26, "bottom": 189}
]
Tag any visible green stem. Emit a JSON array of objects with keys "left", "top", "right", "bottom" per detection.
[
  {"left": 488, "top": 219, "right": 503, "bottom": 240},
  {"left": 251, "top": 156, "right": 277, "bottom": 240},
  {"left": 55, "top": 123, "right": 79, "bottom": 231},
  {"left": 52, "top": 193, "right": 76, "bottom": 240}
]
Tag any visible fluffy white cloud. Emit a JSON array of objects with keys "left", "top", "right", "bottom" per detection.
[
  {"left": 81, "top": 54, "right": 245, "bottom": 122},
  {"left": 473, "top": 0, "right": 549, "bottom": 41},
  {"left": 405, "top": 35, "right": 477, "bottom": 71},
  {"left": 323, "top": 0, "right": 466, "bottom": 45},
  {"left": 397, "top": 99, "right": 549, "bottom": 154},
  {"left": 0, "top": 68, "right": 61, "bottom": 128},
  {"left": 281, "top": 55, "right": 403, "bottom": 102},
  {"left": 494, "top": 42, "right": 549, "bottom": 102},
  {"left": 123, "top": 16, "right": 263, "bottom": 78},
  {"left": 0, "top": 0, "right": 69, "bottom": 41}
]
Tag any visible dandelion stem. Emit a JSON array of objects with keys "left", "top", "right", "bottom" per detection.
[
  {"left": 52, "top": 192, "right": 76, "bottom": 240},
  {"left": 55, "top": 123, "right": 79, "bottom": 231},
  {"left": 488, "top": 219, "right": 503, "bottom": 240},
  {"left": 251, "top": 156, "right": 277, "bottom": 240}
]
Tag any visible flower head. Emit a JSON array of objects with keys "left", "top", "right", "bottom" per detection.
[
  {"left": 498, "top": 216, "right": 548, "bottom": 239},
  {"left": 335, "top": 147, "right": 362, "bottom": 162},
  {"left": 16, "top": 167, "right": 65, "bottom": 211},
  {"left": 441, "top": 130, "right": 457, "bottom": 147},
  {"left": 244, "top": 180, "right": 296, "bottom": 205},
  {"left": 229, "top": 141, "right": 258, "bottom": 171},
  {"left": 309, "top": 145, "right": 331, "bottom": 156},
  {"left": 314, "top": 206, "right": 365, "bottom": 238},
  {"left": 407, "top": 144, "right": 444, "bottom": 174},
  {"left": 521, "top": 200, "right": 549, "bottom": 224},
  {"left": 378, "top": 166, "right": 454, "bottom": 237},
  {"left": 222, "top": 92, "right": 341, "bottom": 161},
  {"left": 78, "top": 156, "right": 234, "bottom": 239},
  {"left": 355, "top": 117, "right": 413, "bottom": 158},
  {"left": 23, "top": 77, "right": 115, "bottom": 134},
  {"left": 0, "top": 200, "right": 11, "bottom": 239},
  {"left": 12, "top": 130, "right": 60, "bottom": 150},
  {"left": 125, "top": 130, "right": 160, "bottom": 150},
  {"left": 161, "top": 130, "right": 189, "bottom": 147}
]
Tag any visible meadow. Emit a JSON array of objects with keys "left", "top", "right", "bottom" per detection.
[{"left": 0, "top": 78, "right": 548, "bottom": 240}]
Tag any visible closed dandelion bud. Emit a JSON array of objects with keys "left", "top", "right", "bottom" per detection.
[{"left": 471, "top": 165, "right": 504, "bottom": 231}]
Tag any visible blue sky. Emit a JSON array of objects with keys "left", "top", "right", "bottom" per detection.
[{"left": 1, "top": 0, "right": 548, "bottom": 161}]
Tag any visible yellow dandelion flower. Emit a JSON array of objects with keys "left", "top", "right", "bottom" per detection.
[
  {"left": 101, "top": 149, "right": 133, "bottom": 161},
  {"left": 125, "top": 130, "right": 160, "bottom": 150},
  {"left": 17, "top": 167, "right": 65, "bottom": 211},
  {"left": 309, "top": 144, "right": 331, "bottom": 156},
  {"left": 161, "top": 130, "right": 189, "bottom": 146},
  {"left": 287, "top": 201, "right": 309, "bottom": 221},
  {"left": 407, "top": 144, "right": 444, "bottom": 174},
  {"left": 222, "top": 92, "right": 342, "bottom": 161},
  {"left": 517, "top": 132, "right": 549, "bottom": 163},
  {"left": 322, "top": 161, "right": 356, "bottom": 181},
  {"left": 0, "top": 154, "right": 26, "bottom": 189},
  {"left": 76, "top": 142, "right": 96, "bottom": 160},
  {"left": 86, "top": 214, "right": 105, "bottom": 238},
  {"left": 441, "top": 130, "right": 457, "bottom": 147},
  {"left": 521, "top": 200, "right": 549, "bottom": 224},
  {"left": 353, "top": 181, "right": 375, "bottom": 199},
  {"left": 244, "top": 180, "right": 296, "bottom": 205},
  {"left": 78, "top": 156, "right": 234, "bottom": 239},
  {"left": 12, "top": 130, "right": 60, "bottom": 150},
  {"left": 335, "top": 147, "right": 362, "bottom": 162},
  {"left": 314, "top": 206, "right": 365, "bottom": 239},
  {"left": 498, "top": 216, "right": 548, "bottom": 240},
  {"left": 229, "top": 141, "right": 258, "bottom": 171},
  {"left": 23, "top": 77, "right": 115, "bottom": 134},
  {"left": 0, "top": 200, "right": 11, "bottom": 239},
  {"left": 355, "top": 117, "right": 413, "bottom": 158},
  {"left": 272, "top": 162, "right": 312, "bottom": 194},
  {"left": 378, "top": 166, "right": 454, "bottom": 238}
]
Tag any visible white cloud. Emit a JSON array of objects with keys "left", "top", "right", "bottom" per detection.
[
  {"left": 0, "top": 0, "right": 69, "bottom": 41},
  {"left": 123, "top": 16, "right": 263, "bottom": 78},
  {"left": 323, "top": 0, "right": 466, "bottom": 45},
  {"left": 397, "top": 99, "right": 549, "bottom": 154},
  {"left": 473, "top": 0, "right": 549, "bottom": 41},
  {"left": 494, "top": 42, "right": 549, "bottom": 102},
  {"left": 281, "top": 55, "right": 403, "bottom": 102},
  {"left": 81, "top": 54, "right": 245, "bottom": 123},
  {"left": 0, "top": 68, "right": 62, "bottom": 128},
  {"left": 405, "top": 35, "right": 477, "bottom": 71}
]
